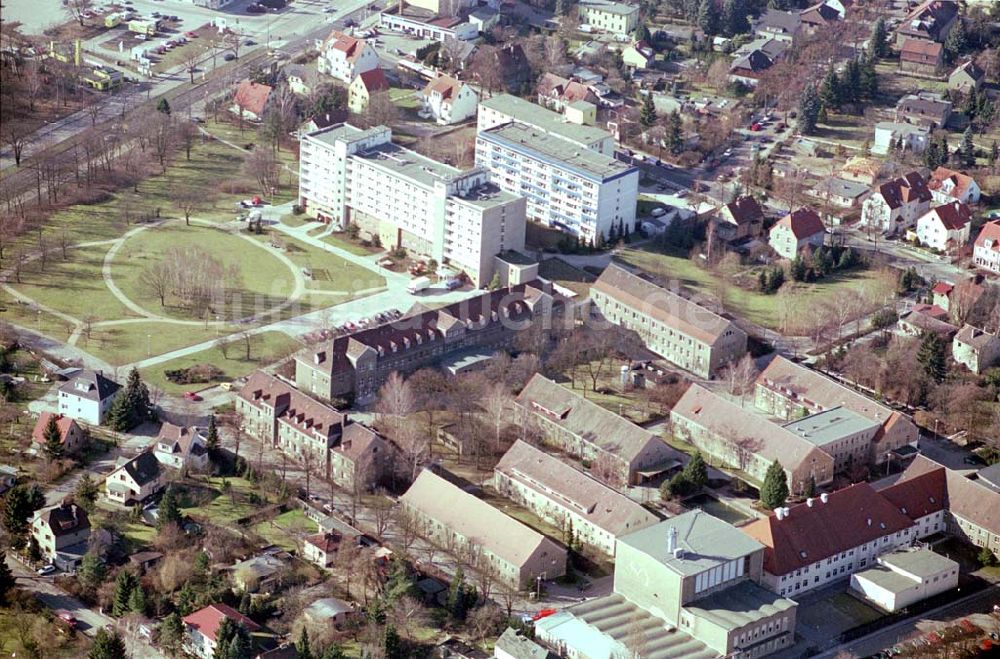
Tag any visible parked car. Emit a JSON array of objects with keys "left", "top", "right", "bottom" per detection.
[
  {"left": 37, "top": 565, "right": 57, "bottom": 576},
  {"left": 223, "top": 53, "right": 236, "bottom": 61},
  {"left": 56, "top": 611, "right": 78, "bottom": 630},
  {"left": 650, "top": 207, "right": 667, "bottom": 217},
  {"left": 184, "top": 391, "right": 203, "bottom": 402}
]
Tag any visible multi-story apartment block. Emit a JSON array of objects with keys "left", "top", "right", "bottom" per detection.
[
  {"left": 972, "top": 220, "right": 1000, "bottom": 273},
  {"left": 590, "top": 263, "right": 748, "bottom": 378},
  {"left": 475, "top": 122, "right": 639, "bottom": 241},
  {"left": 577, "top": 0, "right": 640, "bottom": 37},
  {"left": 298, "top": 124, "right": 527, "bottom": 287},
  {"left": 493, "top": 440, "right": 661, "bottom": 557},
  {"left": 754, "top": 356, "right": 919, "bottom": 465},
  {"left": 741, "top": 483, "right": 918, "bottom": 598},
  {"left": 537, "top": 511, "right": 798, "bottom": 659},
  {"left": 671, "top": 384, "right": 836, "bottom": 495},
  {"left": 295, "top": 283, "right": 555, "bottom": 404},
  {"left": 236, "top": 371, "right": 393, "bottom": 490},
  {"left": 860, "top": 171, "right": 932, "bottom": 236},
  {"left": 316, "top": 30, "right": 379, "bottom": 83},
  {"left": 401, "top": 469, "right": 567, "bottom": 589},
  {"left": 515, "top": 373, "right": 686, "bottom": 486},
  {"left": 477, "top": 94, "right": 615, "bottom": 156}
]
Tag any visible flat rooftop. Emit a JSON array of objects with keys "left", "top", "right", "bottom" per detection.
[
  {"left": 684, "top": 581, "right": 797, "bottom": 632},
  {"left": 480, "top": 94, "right": 612, "bottom": 146},
  {"left": 853, "top": 565, "right": 920, "bottom": 594},
  {"left": 354, "top": 141, "right": 461, "bottom": 188},
  {"left": 782, "top": 406, "right": 880, "bottom": 448},
  {"left": 618, "top": 511, "right": 763, "bottom": 577},
  {"left": 479, "top": 122, "right": 636, "bottom": 181},
  {"left": 304, "top": 122, "right": 379, "bottom": 147},
  {"left": 880, "top": 549, "right": 957, "bottom": 579},
  {"left": 452, "top": 181, "right": 521, "bottom": 210}
]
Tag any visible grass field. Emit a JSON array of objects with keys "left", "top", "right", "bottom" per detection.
[
  {"left": 260, "top": 233, "right": 386, "bottom": 295},
  {"left": 321, "top": 231, "right": 382, "bottom": 257},
  {"left": 84, "top": 321, "right": 234, "bottom": 367},
  {"left": 389, "top": 87, "right": 421, "bottom": 110},
  {"left": 252, "top": 508, "right": 312, "bottom": 551},
  {"left": 180, "top": 476, "right": 262, "bottom": 524},
  {"left": 113, "top": 222, "right": 297, "bottom": 320},
  {"left": 0, "top": 608, "right": 91, "bottom": 657},
  {"left": 140, "top": 330, "right": 302, "bottom": 393},
  {"left": 619, "top": 248, "right": 890, "bottom": 330}
]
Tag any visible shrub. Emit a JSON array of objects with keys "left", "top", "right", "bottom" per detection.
[
  {"left": 291, "top": 204, "right": 304, "bottom": 215},
  {"left": 164, "top": 364, "right": 225, "bottom": 385}
]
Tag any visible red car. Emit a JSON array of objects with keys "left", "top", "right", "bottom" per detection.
[
  {"left": 184, "top": 391, "right": 203, "bottom": 402},
  {"left": 56, "top": 610, "right": 78, "bottom": 630},
  {"left": 186, "top": 31, "right": 198, "bottom": 38},
  {"left": 750, "top": 122, "right": 762, "bottom": 131}
]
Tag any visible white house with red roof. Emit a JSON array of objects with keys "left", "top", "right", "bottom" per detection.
[
  {"left": 915, "top": 201, "right": 972, "bottom": 253},
  {"left": 153, "top": 422, "right": 209, "bottom": 471},
  {"left": 973, "top": 220, "right": 1000, "bottom": 274},
  {"left": 317, "top": 30, "right": 379, "bottom": 83},
  {"left": 347, "top": 68, "right": 389, "bottom": 114},
  {"left": 419, "top": 75, "right": 478, "bottom": 125},
  {"left": 230, "top": 80, "right": 273, "bottom": 122},
  {"left": 928, "top": 166, "right": 981, "bottom": 204},
  {"left": 931, "top": 281, "right": 954, "bottom": 310},
  {"left": 768, "top": 207, "right": 825, "bottom": 259},
  {"left": 860, "top": 171, "right": 932, "bottom": 235},
  {"left": 183, "top": 603, "right": 263, "bottom": 659}
]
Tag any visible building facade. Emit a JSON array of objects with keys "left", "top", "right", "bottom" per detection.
[
  {"left": 298, "top": 124, "right": 527, "bottom": 287},
  {"left": 57, "top": 370, "right": 121, "bottom": 426},
  {"left": 420, "top": 75, "right": 478, "bottom": 125},
  {"left": 577, "top": 0, "right": 640, "bottom": 37},
  {"left": 769, "top": 207, "right": 825, "bottom": 259},
  {"left": 915, "top": 201, "right": 971, "bottom": 252},
  {"left": 861, "top": 172, "right": 932, "bottom": 235},
  {"left": 317, "top": 30, "right": 379, "bottom": 83},
  {"left": 590, "top": 263, "right": 748, "bottom": 378},
  {"left": 31, "top": 502, "right": 90, "bottom": 563},
  {"left": 477, "top": 94, "right": 615, "bottom": 155},
  {"left": 972, "top": 220, "right": 1000, "bottom": 273},
  {"left": 952, "top": 324, "right": 1000, "bottom": 374},
  {"left": 475, "top": 122, "right": 638, "bottom": 241}
]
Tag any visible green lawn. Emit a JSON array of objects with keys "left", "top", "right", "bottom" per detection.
[
  {"left": 619, "top": 248, "right": 889, "bottom": 330},
  {"left": 83, "top": 321, "right": 236, "bottom": 367},
  {"left": 180, "top": 476, "right": 261, "bottom": 524},
  {"left": 252, "top": 508, "right": 312, "bottom": 551},
  {"left": 140, "top": 330, "right": 302, "bottom": 393},
  {"left": 254, "top": 232, "right": 386, "bottom": 295},
  {"left": 10, "top": 245, "right": 137, "bottom": 323},
  {"left": 389, "top": 87, "right": 420, "bottom": 110},
  {"left": 123, "top": 521, "right": 157, "bottom": 549},
  {"left": 0, "top": 290, "right": 75, "bottom": 341},
  {"left": 321, "top": 231, "right": 382, "bottom": 257},
  {"left": 112, "top": 222, "right": 298, "bottom": 321}
]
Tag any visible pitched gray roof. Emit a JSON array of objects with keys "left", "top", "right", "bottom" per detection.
[
  {"left": 59, "top": 370, "right": 120, "bottom": 402},
  {"left": 121, "top": 451, "right": 161, "bottom": 487}
]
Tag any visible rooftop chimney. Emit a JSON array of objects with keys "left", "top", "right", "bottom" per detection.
[
  {"left": 666, "top": 525, "right": 678, "bottom": 553},
  {"left": 806, "top": 498, "right": 814, "bottom": 507},
  {"left": 782, "top": 507, "right": 790, "bottom": 518},
  {"left": 820, "top": 493, "right": 829, "bottom": 503},
  {"left": 775, "top": 508, "right": 785, "bottom": 520}
]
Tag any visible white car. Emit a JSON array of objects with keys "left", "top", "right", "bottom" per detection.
[
  {"left": 651, "top": 207, "right": 667, "bottom": 217},
  {"left": 37, "top": 565, "right": 57, "bottom": 576}
]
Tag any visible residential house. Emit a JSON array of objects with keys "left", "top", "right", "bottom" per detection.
[
  {"left": 232, "top": 554, "right": 287, "bottom": 593},
  {"left": 769, "top": 207, "right": 826, "bottom": 259},
  {"left": 285, "top": 64, "right": 320, "bottom": 96},
  {"left": 754, "top": 9, "right": 802, "bottom": 42},
  {"left": 32, "top": 413, "right": 87, "bottom": 455},
  {"left": 401, "top": 469, "right": 567, "bottom": 589},
  {"left": 715, "top": 195, "right": 765, "bottom": 242},
  {"left": 420, "top": 75, "right": 478, "bottom": 125},
  {"left": 799, "top": 1, "right": 841, "bottom": 32},
  {"left": 948, "top": 60, "right": 985, "bottom": 93},
  {"left": 0, "top": 465, "right": 16, "bottom": 494},
  {"left": 515, "top": 373, "right": 686, "bottom": 486},
  {"left": 928, "top": 166, "right": 981, "bottom": 204},
  {"left": 973, "top": 221, "right": 1000, "bottom": 273},
  {"left": 671, "top": 384, "right": 836, "bottom": 494},
  {"left": 57, "top": 370, "right": 121, "bottom": 426},
  {"left": 860, "top": 171, "right": 932, "bottom": 234},
  {"left": 873, "top": 121, "right": 930, "bottom": 155},
  {"left": 295, "top": 283, "right": 554, "bottom": 403},
  {"left": 104, "top": 451, "right": 164, "bottom": 506},
  {"left": 895, "top": 92, "right": 951, "bottom": 127},
  {"left": 899, "top": 39, "right": 944, "bottom": 76},
  {"left": 754, "top": 355, "right": 919, "bottom": 464},
  {"left": 317, "top": 30, "right": 379, "bottom": 83},
  {"left": 183, "top": 604, "right": 264, "bottom": 659},
  {"left": 153, "top": 423, "right": 209, "bottom": 471},
  {"left": 329, "top": 422, "right": 395, "bottom": 492},
  {"left": 536, "top": 73, "right": 600, "bottom": 112},
  {"left": 810, "top": 177, "right": 870, "bottom": 208},
  {"left": 898, "top": 303, "right": 958, "bottom": 338},
  {"left": 915, "top": 201, "right": 972, "bottom": 253},
  {"left": 622, "top": 41, "right": 655, "bottom": 69},
  {"left": 932, "top": 281, "right": 955, "bottom": 311},
  {"left": 304, "top": 532, "right": 343, "bottom": 568},
  {"left": 850, "top": 548, "right": 958, "bottom": 612},
  {"left": 741, "top": 483, "right": 918, "bottom": 597},
  {"left": 895, "top": 0, "right": 959, "bottom": 45},
  {"left": 468, "top": 7, "right": 499, "bottom": 33},
  {"left": 536, "top": 512, "right": 798, "bottom": 659},
  {"left": 303, "top": 597, "right": 356, "bottom": 630},
  {"left": 841, "top": 156, "right": 893, "bottom": 185},
  {"left": 230, "top": 80, "right": 273, "bottom": 122},
  {"left": 299, "top": 111, "right": 349, "bottom": 135},
  {"left": 728, "top": 49, "right": 774, "bottom": 87},
  {"left": 590, "top": 263, "right": 748, "bottom": 378},
  {"left": 493, "top": 441, "right": 661, "bottom": 557},
  {"left": 348, "top": 68, "right": 389, "bottom": 114},
  {"left": 576, "top": 0, "right": 639, "bottom": 38},
  {"left": 30, "top": 501, "right": 90, "bottom": 568},
  {"left": 952, "top": 324, "right": 1000, "bottom": 374}
]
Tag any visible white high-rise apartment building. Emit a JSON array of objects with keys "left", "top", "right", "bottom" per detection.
[
  {"left": 299, "top": 124, "right": 526, "bottom": 287},
  {"left": 475, "top": 122, "right": 639, "bottom": 242}
]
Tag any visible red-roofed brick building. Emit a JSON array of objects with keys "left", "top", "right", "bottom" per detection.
[
  {"left": 31, "top": 412, "right": 86, "bottom": 455},
  {"left": 973, "top": 220, "right": 1000, "bottom": 273},
  {"left": 716, "top": 195, "right": 765, "bottom": 242},
  {"left": 769, "top": 207, "right": 826, "bottom": 259},
  {"left": 183, "top": 603, "right": 263, "bottom": 659},
  {"left": 230, "top": 80, "right": 273, "bottom": 122}
]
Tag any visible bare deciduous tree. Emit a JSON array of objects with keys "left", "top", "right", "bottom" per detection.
[
  {"left": 64, "top": 0, "right": 93, "bottom": 26},
  {"left": 721, "top": 354, "right": 759, "bottom": 406},
  {"left": 243, "top": 146, "right": 279, "bottom": 198}
]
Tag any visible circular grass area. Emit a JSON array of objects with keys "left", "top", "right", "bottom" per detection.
[{"left": 111, "top": 223, "right": 298, "bottom": 321}]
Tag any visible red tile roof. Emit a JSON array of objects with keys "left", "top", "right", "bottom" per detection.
[
  {"left": 928, "top": 166, "right": 977, "bottom": 200},
  {"left": 900, "top": 39, "right": 943, "bottom": 63},
  {"left": 355, "top": 67, "right": 389, "bottom": 93},
  {"left": 31, "top": 412, "right": 78, "bottom": 445},
  {"left": 183, "top": 604, "right": 260, "bottom": 642},
  {"left": 305, "top": 532, "right": 342, "bottom": 554},
  {"left": 975, "top": 220, "right": 1000, "bottom": 250},
  {"left": 741, "top": 483, "right": 914, "bottom": 575},
  {"left": 924, "top": 201, "right": 972, "bottom": 231},
  {"left": 722, "top": 196, "right": 765, "bottom": 226},
  {"left": 423, "top": 74, "right": 463, "bottom": 102},
  {"left": 931, "top": 281, "right": 954, "bottom": 296},
  {"left": 877, "top": 172, "right": 931, "bottom": 210},
  {"left": 776, "top": 207, "right": 825, "bottom": 239},
  {"left": 879, "top": 467, "right": 947, "bottom": 521},
  {"left": 233, "top": 80, "right": 272, "bottom": 117}
]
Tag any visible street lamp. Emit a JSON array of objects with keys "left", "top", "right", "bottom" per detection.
[{"left": 147, "top": 334, "right": 151, "bottom": 357}]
